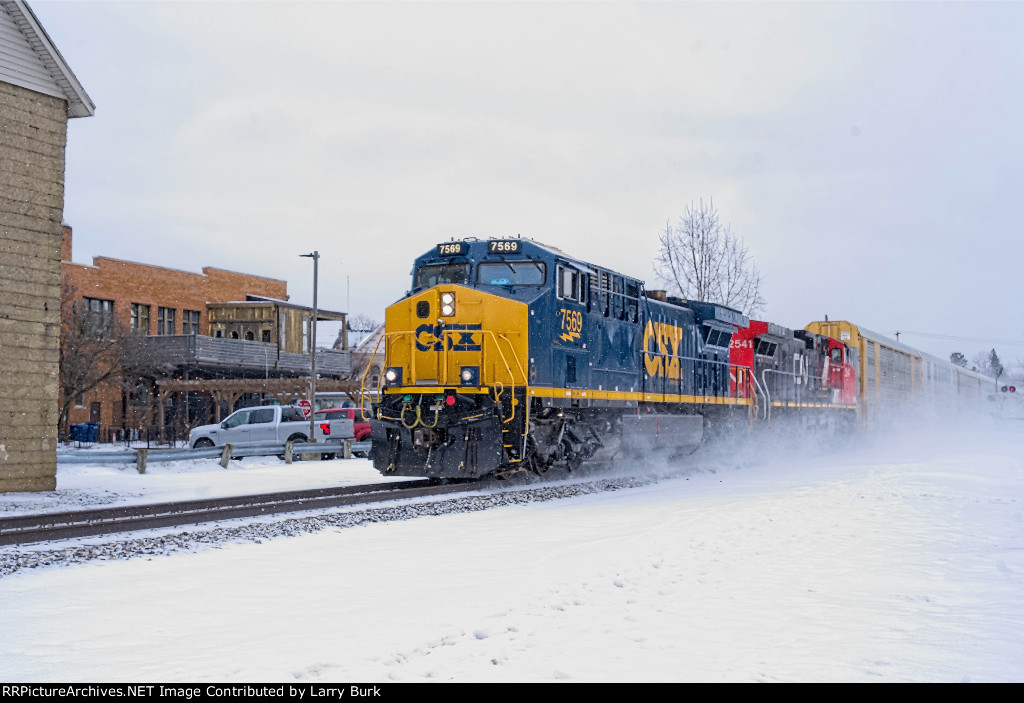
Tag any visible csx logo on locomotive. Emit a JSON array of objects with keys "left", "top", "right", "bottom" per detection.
[
  {"left": 643, "top": 320, "right": 686, "bottom": 379},
  {"left": 415, "top": 323, "right": 483, "bottom": 352}
]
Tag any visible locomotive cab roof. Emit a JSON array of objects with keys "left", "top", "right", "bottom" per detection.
[{"left": 410, "top": 236, "right": 643, "bottom": 298}]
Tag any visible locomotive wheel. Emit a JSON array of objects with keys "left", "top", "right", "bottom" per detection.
[
  {"left": 562, "top": 438, "right": 583, "bottom": 472},
  {"left": 524, "top": 437, "right": 548, "bottom": 475}
]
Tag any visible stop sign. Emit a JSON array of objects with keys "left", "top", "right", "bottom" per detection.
[{"left": 297, "top": 399, "right": 312, "bottom": 418}]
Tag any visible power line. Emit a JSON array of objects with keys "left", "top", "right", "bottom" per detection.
[{"left": 896, "top": 331, "right": 1024, "bottom": 347}]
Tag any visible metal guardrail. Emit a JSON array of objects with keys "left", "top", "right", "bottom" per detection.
[{"left": 56, "top": 440, "right": 372, "bottom": 473}]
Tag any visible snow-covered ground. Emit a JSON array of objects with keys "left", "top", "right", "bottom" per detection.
[
  {"left": 0, "top": 447, "right": 401, "bottom": 517},
  {"left": 1, "top": 417, "right": 1022, "bottom": 682}
]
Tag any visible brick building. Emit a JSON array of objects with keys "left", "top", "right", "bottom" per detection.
[
  {"left": 60, "top": 225, "right": 305, "bottom": 431},
  {"left": 1, "top": 0, "right": 93, "bottom": 491}
]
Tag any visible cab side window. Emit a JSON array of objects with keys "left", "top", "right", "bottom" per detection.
[{"left": 557, "top": 265, "right": 587, "bottom": 304}]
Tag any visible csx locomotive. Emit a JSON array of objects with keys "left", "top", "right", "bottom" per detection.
[{"left": 366, "top": 237, "right": 862, "bottom": 479}]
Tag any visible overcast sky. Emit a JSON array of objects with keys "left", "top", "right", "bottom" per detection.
[{"left": 33, "top": 1, "right": 1024, "bottom": 365}]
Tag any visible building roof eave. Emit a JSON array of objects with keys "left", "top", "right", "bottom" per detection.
[{"left": 6, "top": 1, "right": 95, "bottom": 117}]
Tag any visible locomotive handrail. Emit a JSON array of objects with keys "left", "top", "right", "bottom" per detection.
[
  {"left": 760, "top": 369, "right": 774, "bottom": 420},
  {"left": 496, "top": 331, "right": 531, "bottom": 461},
  {"left": 495, "top": 332, "right": 528, "bottom": 387},
  {"left": 733, "top": 363, "right": 765, "bottom": 420},
  {"left": 759, "top": 367, "right": 850, "bottom": 418},
  {"left": 359, "top": 331, "right": 389, "bottom": 420},
  {"left": 640, "top": 349, "right": 753, "bottom": 403},
  {"left": 747, "top": 366, "right": 768, "bottom": 420},
  {"left": 377, "top": 329, "right": 419, "bottom": 387},
  {"left": 760, "top": 367, "right": 813, "bottom": 420},
  {"left": 488, "top": 330, "right": 530, "bottom": 462},
  {"left": 478, "top": 330, "right": 520, "bottom": 421},
  {"left": 762, "top": 367, "right": 812, "bottom": 419}
]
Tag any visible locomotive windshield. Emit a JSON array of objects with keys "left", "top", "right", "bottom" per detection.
[
  {"left": 477, "top": 261, "right": 546, "bottom": 286},
  {"left": 414, "top": 263, "right": 471, "bottom": 288}
]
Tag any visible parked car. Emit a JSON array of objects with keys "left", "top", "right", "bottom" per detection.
[
  {"left": 314, "top": 407, "right": 371, "bottom": 457},
  {"left": 314, "top": 408, "right": 371, "bottom": 441},
  {"left": 188, "top": 405, "right": 354, "bottom": 458}
]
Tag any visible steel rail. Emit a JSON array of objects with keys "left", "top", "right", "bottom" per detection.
[{"left": 0, "top": 479, "right": 483, "bottom": 547}]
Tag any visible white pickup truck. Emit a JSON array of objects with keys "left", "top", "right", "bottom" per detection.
[{"left": 188, "top": 405, "right": 354, "bottom": 453}]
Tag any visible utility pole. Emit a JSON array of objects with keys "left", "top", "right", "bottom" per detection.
[{"left": 301, "top": 251, "right": 320, "bottom": 445}]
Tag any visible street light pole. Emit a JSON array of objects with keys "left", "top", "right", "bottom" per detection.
[{"left": 301, "top": 251, "right": 320, "bottom": 444}]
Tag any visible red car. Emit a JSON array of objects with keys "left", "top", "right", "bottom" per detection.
[{"left": 314, "top": 408, "right": 371, "bottom": 442}]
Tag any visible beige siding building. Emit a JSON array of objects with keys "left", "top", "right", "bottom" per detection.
[
  {"left": 1, "top": 0, "right": 93, "bottom": 491},
  {"left": 208, "top": 299, "right": 346, "bottom": 354}
]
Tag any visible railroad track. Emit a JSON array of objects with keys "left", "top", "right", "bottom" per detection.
[{"left": 0, "top": 479, "right": 490, "bottom": 547}]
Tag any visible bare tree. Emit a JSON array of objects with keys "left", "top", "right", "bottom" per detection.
[
  {"left": 969, "top": 349, "right": 1006, "bottom": 380},
  {"left": 58, "top": 280, "right": 128, "bottom": 434},
  {"left": 58, "top": 281, "right": 171, "bottom": 437},
  {"left": 1009, "top": 359, "right": 1024, "bottom": 388},
  {"left": 347, "top": 313, "right": 381, "bottom": 332},
  {"left": 654, "top": 198, "right": 766, "bottom": 315}
]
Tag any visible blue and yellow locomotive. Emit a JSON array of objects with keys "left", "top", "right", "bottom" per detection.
[{"left": 368, "top": 237, "right": 754, "bottom": 479}]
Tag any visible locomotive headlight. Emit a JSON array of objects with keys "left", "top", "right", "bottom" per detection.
[
  {"left": 460, "top": 366, "right": 480, "bottom": 386},
  {"left": 440, "top": 292, "right": 455, "bottom": 317},
  {"left": 383, "top": 367, "right": 403, "bottom": 387}
]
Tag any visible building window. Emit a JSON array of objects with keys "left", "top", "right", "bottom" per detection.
[
  {"left": 130, "top": 303, "right": 151, "bottom": 335},
  {"left": 81, "top": 297, "right": 114, "bottom": 338},
  {"left": 75, "top": 392, "right": 85, "bottom": 407},
  {"left": 262, "top": 330, "right": 271, "bottom": 343},
  {"left": 183, "top": 310, "right": 200, "bottom": 335},
  {"left": 157, "top": 307, "right": 177, "bottom": 335}
]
